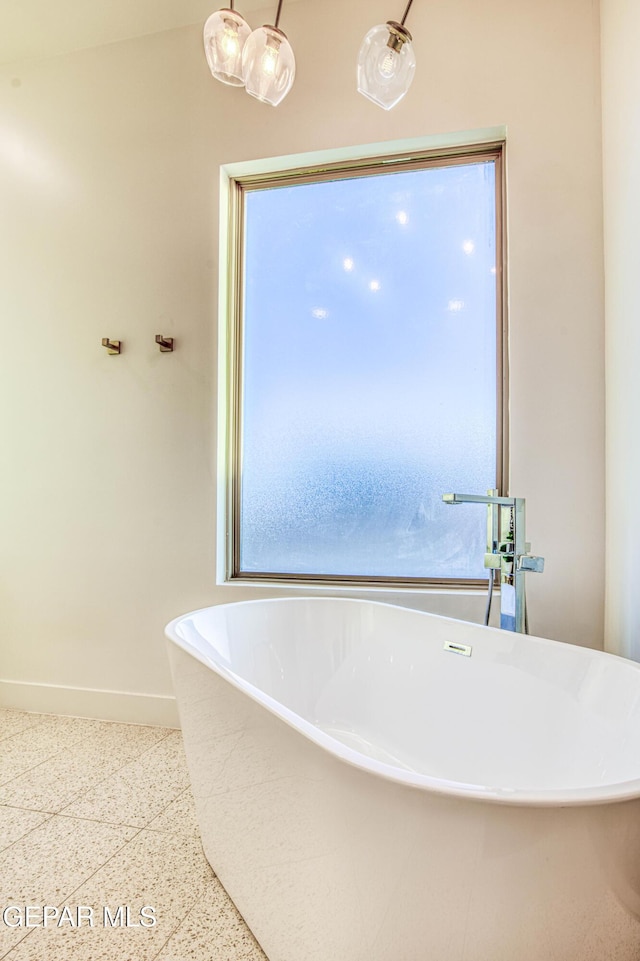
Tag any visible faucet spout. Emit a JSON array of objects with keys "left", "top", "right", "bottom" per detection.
[
  {"left": 442, "top": 490, "right": 544, "bottom": 633},
  {"left": 442, "top": 492, "right": 516, "bottom": 507}
]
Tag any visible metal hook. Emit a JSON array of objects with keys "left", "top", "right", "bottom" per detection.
[
  {"left": 155, "top": 335, "right": 174, "bottom": 353},
  {"left": 102, "top": 338, "right": 121, "bottom": 355}
]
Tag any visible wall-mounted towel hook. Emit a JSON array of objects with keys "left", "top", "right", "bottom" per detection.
[
  {"left": 155, "top": 335, "right": 174, "bottom": 352},
  {"left": 102, "top": 338, "right": 121, "bottom": 355}
]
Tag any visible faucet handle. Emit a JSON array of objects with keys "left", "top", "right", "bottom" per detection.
[{"left": 518, "top": 555, "right": 545, "bottom": 574}]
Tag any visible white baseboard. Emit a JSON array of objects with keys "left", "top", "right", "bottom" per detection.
[{"left": 0, "top": 679, "right": 180, "bottom": 728}]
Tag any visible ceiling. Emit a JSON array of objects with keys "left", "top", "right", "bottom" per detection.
[{"left": 1, "top": 0, "right": 297, "bottom": 66}]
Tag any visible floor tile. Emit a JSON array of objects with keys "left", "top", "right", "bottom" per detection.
[
  {"left": 0, "top": 715, "right": 267, "bottom": 961},
  {"left": 0, "top": 719, "right": 101, "bottom": 787},
  {"left": 145, "top": 787, "right": 200, "bottom": 839},
  {"left": 3, "top": 829, "right": 214, "bottom": 961},
  {"left": 0, "top": 711, "right": 44, "bottom": 743},
  {"left": 60, "top": 732, "right": 191, "bottom": 828},
  {"left": 0, "top": 725, "right": 172, "bottom": 813},
  {"left": 0, "top": 813, "right": 137, "bottom": 955},
  {"left": 153, "top": 877, "right": 268, "bottom": 961},
  {"left": 23, "top": 714, "right": 115, "bottom": 738},
  {"left": 0, "top": 805, "right": 50, "bottom": 852},
  {"left": 80, "top": 722, "right": 172, "bottom": 755}
]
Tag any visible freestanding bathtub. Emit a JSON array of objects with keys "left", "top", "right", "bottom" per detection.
[{"left": 166, "top": 597, "right": 640, "bottom": 961}]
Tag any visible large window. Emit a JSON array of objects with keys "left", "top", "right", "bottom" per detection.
[{"left": 221, "top": 140, "right": 506, "bottom": 587}]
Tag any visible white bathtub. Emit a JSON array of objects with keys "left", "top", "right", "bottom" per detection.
[{"left": 166, "top": 597, "right": 640, "bottom": 961}]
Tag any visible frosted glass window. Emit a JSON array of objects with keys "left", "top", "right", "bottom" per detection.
[{"left": 228, "top": 147, "right": 504, "bottom": 584}]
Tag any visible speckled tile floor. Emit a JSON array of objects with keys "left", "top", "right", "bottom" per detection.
[{"left": 0, "top": 709, "right": 268, "bottom": 961}]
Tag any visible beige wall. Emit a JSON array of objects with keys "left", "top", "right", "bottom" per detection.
[
  {"left": 0, "top": 0, "right": 604, "bottom": 723},
  {"left": 601, "top": 0, "right": 640, "bottom": 660}
]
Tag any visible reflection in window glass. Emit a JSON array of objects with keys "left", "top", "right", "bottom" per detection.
[{"left": 237, "top": 155, "right": 501, "bottom": 581}]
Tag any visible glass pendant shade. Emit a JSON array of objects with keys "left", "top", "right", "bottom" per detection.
[
  {"left": 357, "top": 21, "right": 416, "bottom": 110},
  {"left": 242, "top": 25, "right": 296, "bottom": 106},
  {"left": 203, "top": 8, "right": 251, "bottom": 87}
]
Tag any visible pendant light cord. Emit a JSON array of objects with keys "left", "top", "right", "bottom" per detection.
[
  {"left": 274, "top": 0, "right": 284, "bottom": 28},
  {"left": 400, "top": 0, "right": 414, "bottom": 25}
]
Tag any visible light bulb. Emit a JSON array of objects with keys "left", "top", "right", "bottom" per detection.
[
  {"left": 262, "top": 40, "right": 279, "bottom": 76},
  {"left": 222, "top": 28, "right": 240, "bottom": 58},
  {"left": 380, "top": 49, "right": 396, "bottom": 78}
]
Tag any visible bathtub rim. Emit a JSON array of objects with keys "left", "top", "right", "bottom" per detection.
[{"left": 165, "top": 596, "right": 640, "bottom": 809}]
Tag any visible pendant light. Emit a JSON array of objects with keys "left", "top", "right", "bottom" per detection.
[
  {"left": 203, "top": 2, "right": 251, "bottom": 87},
  {"left": 357, "top": 0, "right": 417, "bottom": 110},
  {"left": 242, "top": 0, "right": 296, "bottom": 107}
]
